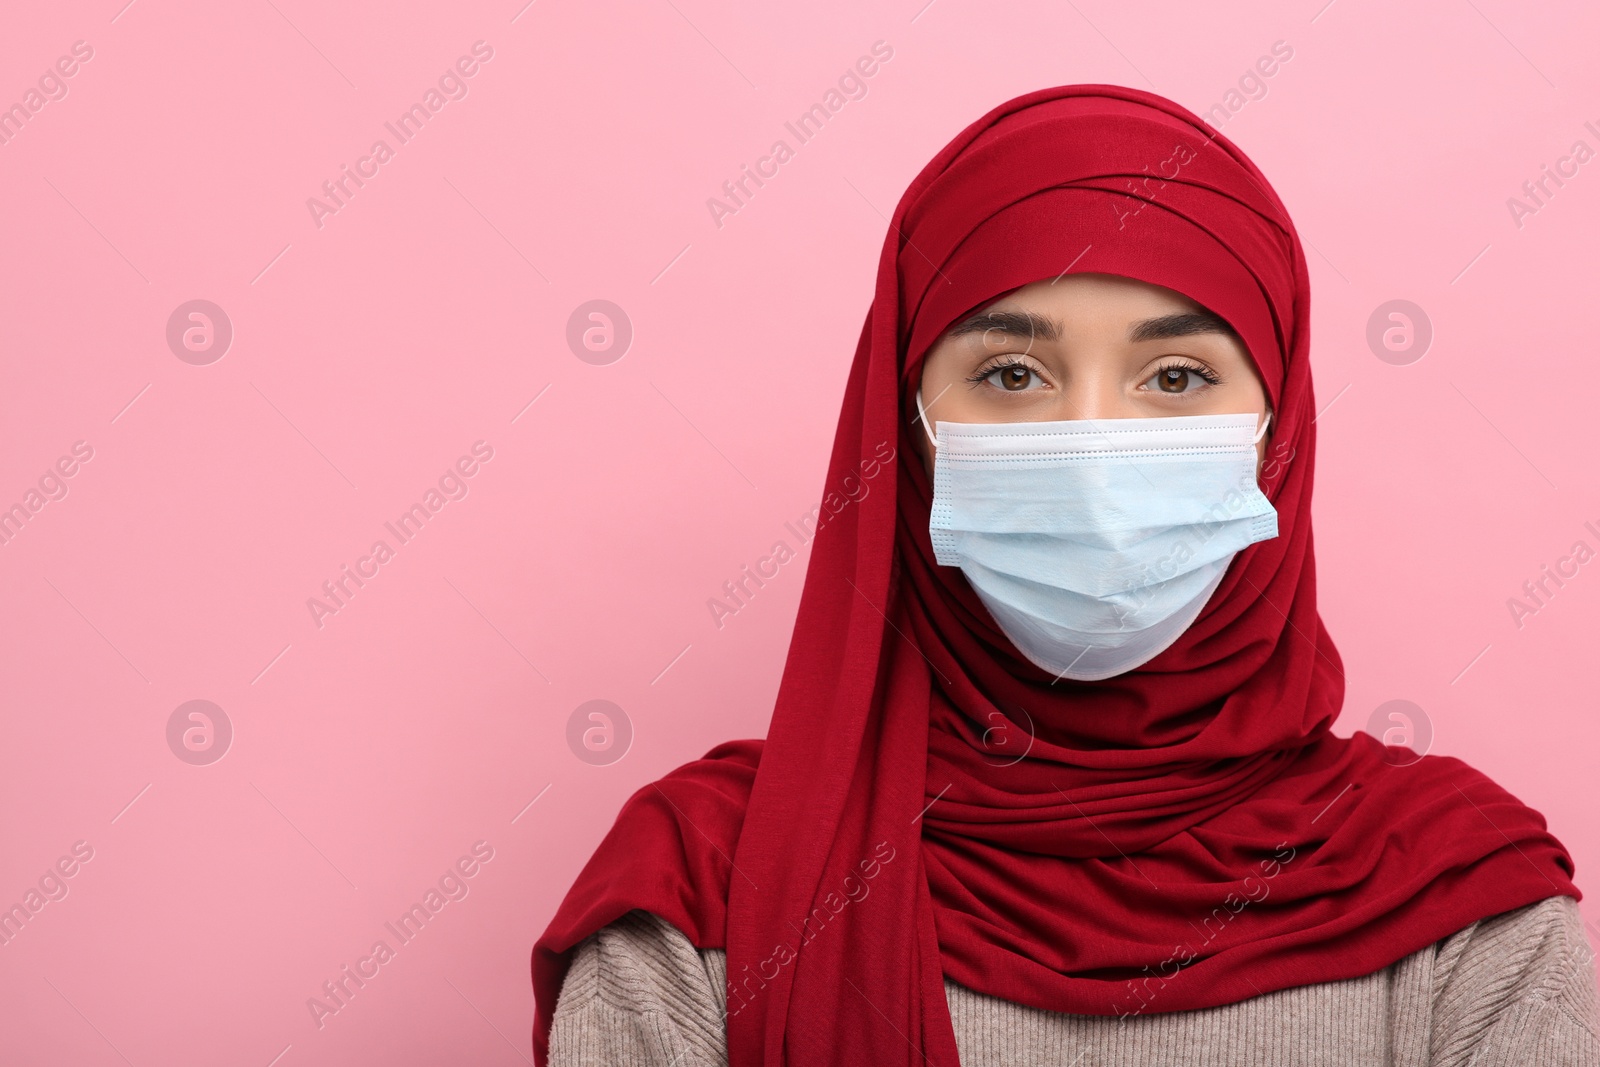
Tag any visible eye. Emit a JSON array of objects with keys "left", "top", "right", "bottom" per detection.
[
  {"left": 966, "top": 357, "right": 1046, "bottom": 392},
  {"left": 1144, "top": 359, "right": 1223, "bottom": 395}
]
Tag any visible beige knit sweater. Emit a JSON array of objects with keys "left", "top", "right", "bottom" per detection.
[{"left": 549, "top": 895, "right": 1600, "bottom": 1066}]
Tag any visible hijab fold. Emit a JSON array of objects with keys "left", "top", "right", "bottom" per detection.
[{"left": 532, "top": 84, "right": 1578, "bottom": 1067}]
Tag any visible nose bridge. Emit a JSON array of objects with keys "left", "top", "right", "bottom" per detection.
[{"left": 1059, "top": 356, "right": 1134, "bottom": 422}]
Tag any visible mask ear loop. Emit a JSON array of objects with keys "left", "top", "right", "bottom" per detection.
[
  {"left": 914, "top": 387, "right": 940, "bottom": 450},
  {"left": 1253, "top": 410, "right": 1272, "bottom": 445}
]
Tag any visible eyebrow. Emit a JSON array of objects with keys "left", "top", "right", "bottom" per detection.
[
  {"left": 1128, "top": 312, "right": 1236, "bottom": 343},
  {"left": 948, "top": 309, "right": 1060, "bottom": 342},
  {"left": 947, "top": 309, "right": 1235, "bottom": 344}
]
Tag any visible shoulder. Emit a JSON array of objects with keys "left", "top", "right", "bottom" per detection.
[
  {"left": 1426, "top": 894, "right": 1600, "bottom": 1066},
  {"left": 550, "top": 910, "right": 728, "bottom": 1067}
]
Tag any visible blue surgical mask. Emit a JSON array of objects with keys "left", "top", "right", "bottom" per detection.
[{"left": 915, "top": 390, "right": 1277, "bottom": 681}]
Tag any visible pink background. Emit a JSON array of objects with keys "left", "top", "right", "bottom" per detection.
[{"left": 2, "top": 0, "right": 1598, "bottom": 1062}]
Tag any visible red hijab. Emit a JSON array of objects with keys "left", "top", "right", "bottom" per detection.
[{"left": 532, "top": 84, "right": 1578, "bottom": 1066}]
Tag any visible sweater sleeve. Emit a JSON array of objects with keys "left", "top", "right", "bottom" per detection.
[
  {"left": 1428, "top": 894, "right": 1600, "bottom": 1067},
  {"left": 548, "top": 909, "right": 729, "bottom": 1067}
]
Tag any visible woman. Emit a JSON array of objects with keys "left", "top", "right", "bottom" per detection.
[{"left": 531, "top": 85, "right": 1596, "bottom": 1065}]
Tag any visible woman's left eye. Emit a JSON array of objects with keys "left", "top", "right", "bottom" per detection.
[{"left": 1145, "top": 362, "right": 1221, "bottom": 394}]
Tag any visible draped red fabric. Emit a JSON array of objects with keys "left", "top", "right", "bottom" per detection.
[{"left": 531, "top": 84, "right": 1579, "bottom": 1067}]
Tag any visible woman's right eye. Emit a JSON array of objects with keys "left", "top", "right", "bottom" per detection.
[{"left": 967, "top": 360, "right": 1044, "bottom": 391}]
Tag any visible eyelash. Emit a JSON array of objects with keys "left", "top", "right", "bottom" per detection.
[
  {"left": 963, "top": 356, "right": 1226, "bottom": 389},
  {"left": 964, "top": 356, "right": 1032, "bottom": 385},
  {"left": 1150, "top": 358, "right": 1225, "bottom": 389}
]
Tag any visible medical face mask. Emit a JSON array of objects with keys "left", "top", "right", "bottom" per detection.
[{"left": 915, "top": 389, "right": 1278, "bottom": 681}]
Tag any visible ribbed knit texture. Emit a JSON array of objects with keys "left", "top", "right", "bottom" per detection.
[{"left": 549, "top": 896, "right": 1599, "bottom": 1066}]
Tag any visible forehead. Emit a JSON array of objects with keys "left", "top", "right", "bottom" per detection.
[
  {"left": 944, "top": 278, "right": 1236, "bottom": 347},
  {"left": 978, "top": 273, "right": 1201, "bottom": 322}
]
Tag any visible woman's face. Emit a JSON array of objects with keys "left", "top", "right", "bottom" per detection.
[{"left": 912, "top": 273, "right": 1272, "bottom": 479}]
